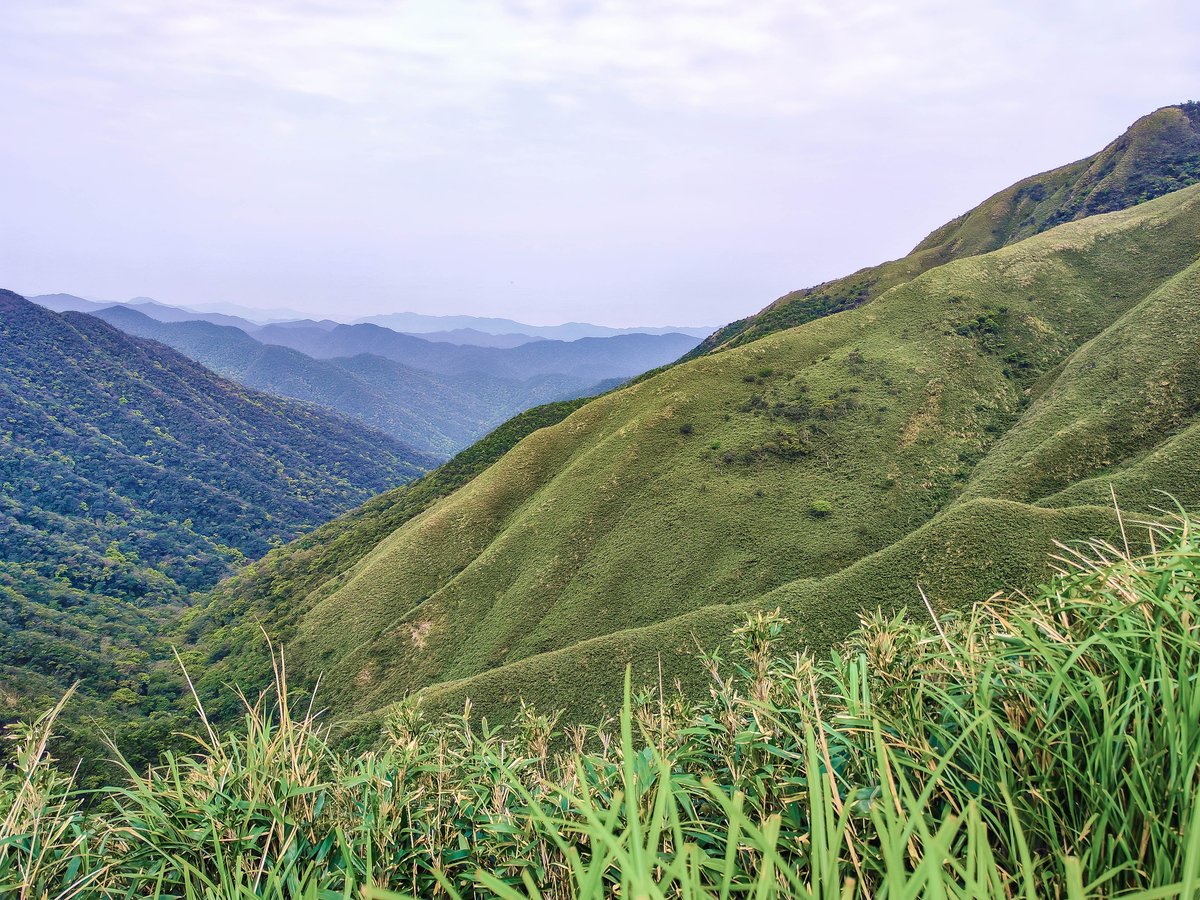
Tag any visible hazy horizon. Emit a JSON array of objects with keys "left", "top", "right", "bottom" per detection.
[{"left": 3, "top": 1, "right": 1199, "bottom": 328}]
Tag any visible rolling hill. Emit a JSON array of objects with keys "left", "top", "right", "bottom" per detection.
[
  {"left": 186, "top": 122, "right": 1200, "bottom": 737},
  {"left": 688, "top": 102, "right": 1200, "bottom": 358},
  {"left": 0, "top": 291, "right": 434, "bottom": 763}
]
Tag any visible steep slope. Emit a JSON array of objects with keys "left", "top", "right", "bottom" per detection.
[
  {"left": 181, "top": 397, "right": 596, "bottom": 720},
  {"left": 191, "top": 182, "right": 1200, "bottom": 733},
  {"left": 0, "top": 291, "right": 432, "bottom": 754},
  {"left": 690, "top": 102, "right": 1200, "bottom": 357},
  {"left": 256, "top": 321, "right": 702, "bottom": 381}
]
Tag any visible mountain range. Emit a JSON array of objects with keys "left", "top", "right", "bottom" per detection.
[
  {"left": 357, "top": 311, "right": 715, "bottom": 340},
  {"left": 5, "top": 103, "right": 1200, "bottom": 773},
  {"left": 183, "top": 103, "right": 1200, "bottom": 736},
  {"left": 30, "top": 293, "right": 714, "bottom": 344},
  {"left": 84, "top": 306, "right": 694, "bottom": 456}
]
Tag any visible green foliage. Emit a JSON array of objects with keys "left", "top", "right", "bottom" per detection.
[
  {"left": 0, "top": 292, "right": 434, "bottom": 783},
  {"left": 5, "top": 521, "right": 1200, "bottom": 896},
  {"left": 808, "top": 499, "right": 833, "bottom": 517}
]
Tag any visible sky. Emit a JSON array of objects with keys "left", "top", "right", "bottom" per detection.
[{"left": 2, "top": 1, "right": 1198, "bottom": 327}]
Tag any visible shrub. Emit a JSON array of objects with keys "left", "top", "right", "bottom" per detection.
[{"left": 809, "top": 499, "right": 833, "bottom": 517}]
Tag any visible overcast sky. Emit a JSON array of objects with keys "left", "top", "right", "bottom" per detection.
[{"left": 2, "top": 1, "right": 1198, "bottom": 326}]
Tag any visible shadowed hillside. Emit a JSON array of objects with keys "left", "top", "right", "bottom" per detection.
[{"left": 0, "top": 291, "right": 433, "bottom": 767}]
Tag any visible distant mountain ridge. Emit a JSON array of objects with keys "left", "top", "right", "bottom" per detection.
[
  {"left": 91, "top": 306, "right": 605, "bottom": 456},
  {"left": 410, "top": 328, "right": 544, "bottom": 348},
  {"left": 29, "top": 294, "right": 714, "bottom": 343},
  {"left": 31, "top": 293, "right": 260, "bottom": 331},
  {"left": 253, "top": 321, "right": 701, "bottom": 382},
  {"left": 358, "top": 311, "right": 716, "bottom": 340}
]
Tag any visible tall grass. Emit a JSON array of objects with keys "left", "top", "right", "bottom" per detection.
[{"left": 3, "top": 514, "right": 1200, "bottom": 898}]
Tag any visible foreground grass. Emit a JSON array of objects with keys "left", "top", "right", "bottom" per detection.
[{"left": 3, "top": 514, "right": 1200, "bottom": 898}]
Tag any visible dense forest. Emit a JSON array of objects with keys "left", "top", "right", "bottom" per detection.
[{"left": 0, "top": 292, "right": 434, "bottom": 777}]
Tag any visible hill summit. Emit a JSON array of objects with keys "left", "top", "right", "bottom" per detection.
[{"left": 692, "top": 102, "right": 1200, "bottom": 356}]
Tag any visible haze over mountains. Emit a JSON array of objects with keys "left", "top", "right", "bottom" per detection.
[
  {"left": 68, "top": 304, "right": 697, "bottom": 456},
  {"left": 30, "top": 292, "right": 714, "bottom": 344}
]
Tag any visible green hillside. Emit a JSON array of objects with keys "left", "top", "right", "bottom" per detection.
[
  {"left": 0, "top": 292, "right": 433, "bottom": 772},
  {"left": 688, "top": 102, "right": 1200, "bottom": 357},
  {"left": 180, "top": 397, "right": 596, "bottom": 720},
  {"left": 189, "top": 178, "right": 1200, "bottom": 736}
]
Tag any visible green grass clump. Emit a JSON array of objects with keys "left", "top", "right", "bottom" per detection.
[{"left": 5, "top": 514, "right": 1200, "bottom": 897}]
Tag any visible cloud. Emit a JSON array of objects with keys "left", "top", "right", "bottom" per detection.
[{"left": 0, "top": 1, "right": 1130, "bottom": 116}]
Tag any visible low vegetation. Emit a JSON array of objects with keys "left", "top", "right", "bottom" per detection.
[{"left": 3, "top": 513, "right": 1198, "bottom": 897}]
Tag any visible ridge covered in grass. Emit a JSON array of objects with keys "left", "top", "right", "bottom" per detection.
[{"left": 688, "top": 102, "right": 1200, "bottom": 357}]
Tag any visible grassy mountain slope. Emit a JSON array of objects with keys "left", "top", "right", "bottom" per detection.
[
  {"left": 191, "top": 182, "right": 1200, "bottom": 734},
  {"left": 181, "top": 397, "right": 596, "bottom": 721},
  {"left": 688, "top": 102, "right": 1200, "bottom": 358},
  {"left": 0, "top": 291, "right": 432, "bottom": 764}
]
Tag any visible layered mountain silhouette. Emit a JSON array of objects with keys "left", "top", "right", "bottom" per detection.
[{"left": 89, "top": 307, "right": 693, "bottom": 455}]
